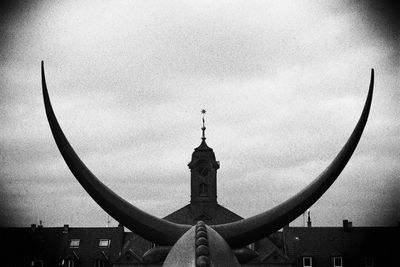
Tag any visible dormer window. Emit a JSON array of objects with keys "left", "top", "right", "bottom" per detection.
[
  {"left": 99, "top": 239, "right": 111, "bottom": 247},
  {"left": 199, "top": 183, "right": 208, "bottom": 196},
  {"left": 69, "top": 239, "right": 80, "bottom": 248},
  {"left": 303, "top": 256, "right": 312, "bottom": 267},
  {"left": 333, "top": 256, "right": 343, "bottom": 267}
]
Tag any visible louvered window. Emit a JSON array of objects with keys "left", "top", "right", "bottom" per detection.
[{"left": 199, "top": 183, "right": 208, "bottom": 196}]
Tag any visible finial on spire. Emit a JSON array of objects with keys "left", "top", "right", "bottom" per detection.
[{"left": 201, "top": 109, "right": 206, "bottom": 140}]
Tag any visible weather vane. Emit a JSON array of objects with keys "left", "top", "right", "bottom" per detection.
[{"left": 201, "top": 109, "right": 206, "bottom": 140}]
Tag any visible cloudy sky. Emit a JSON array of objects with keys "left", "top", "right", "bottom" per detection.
[{"left": 1, "top": 1, "right": 399, "bottom": 228}]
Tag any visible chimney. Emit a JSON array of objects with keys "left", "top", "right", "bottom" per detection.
[
  {"left": 62, "top": 224, "right": 69, "bottom": 234},
  {"left": 31, "top": 224, "right": 36, "bottom": 232},
  {"left": 307, "top": 210, "right": 312, "bottom": 228},
  {"left": 343, "top": 220, "right": 352, "bottom": 232}
]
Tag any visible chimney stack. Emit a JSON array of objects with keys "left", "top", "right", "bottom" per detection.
[
  {"left": 62, "top": 224, "right": 69, "bottom": 234},
  {"left": 343, "top": 220, "right": 352, "bottom": 232},
  {"left": 307, "top": 210, "right": 312, "bottom": 228}
]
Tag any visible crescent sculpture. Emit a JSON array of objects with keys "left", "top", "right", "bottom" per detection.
[{"left": 41, "top": 61, "right": 374, "bottom": 266}]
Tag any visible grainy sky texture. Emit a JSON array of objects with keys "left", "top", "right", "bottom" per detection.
[{"left": 0, "top": 0, "right": 399, "bottom": 228}]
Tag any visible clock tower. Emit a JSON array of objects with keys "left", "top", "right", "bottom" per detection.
[
  {"left": 187, "top": 111, "right": 220, "bottom": 203},
  {"left": 165, "top": 110, "right": 242, "bottom": 224}
]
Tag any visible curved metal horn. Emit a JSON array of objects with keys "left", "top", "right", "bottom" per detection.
[
  {"left": 213, "top": 69, "right": 374, "bottom": 248},
  {"left": 41, "top": 61, "right": 191, "bottom": 245}
]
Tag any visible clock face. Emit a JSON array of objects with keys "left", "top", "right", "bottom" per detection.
[{"left": 198, "top": 166, "right": 209, "bottom": 177}]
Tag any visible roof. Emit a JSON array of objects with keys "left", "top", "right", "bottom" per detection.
[
  {"left": 255, "top": 234, "right": 290, "bottom": 263},
  {"left": 188, "top": 139, "right": 219, "bottom": 169},
  {"left": 2, "top": 224, "right": 398, "bottom": 266},
  {"left": 0, "top": 226, "right": 124, "bottom": 266},
  {"left": 194, "top": 139, "right": 213, "bottom": 151},
  {"left": 163, "top": 202, "right": 243, "bottom": 225},
  {"left": 284, "top": 226, "right": 400, "bottom": 266}
]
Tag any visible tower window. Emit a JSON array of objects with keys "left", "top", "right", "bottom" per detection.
[{"left": 199, "top": 183, "right": 208, "bottom": 196}]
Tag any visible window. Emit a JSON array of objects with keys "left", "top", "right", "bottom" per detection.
[
  {"left": 303, "top": 257, "right": 312, "bottom": 267},
  {"left": 364, "top": 257, "right": 374, "bottom": 267},
  {"left": 94, "top": 259, "right": 104, "bottom": 267},
  {"left": 70, "top": 239, "right": 80, "bottom": 248},
  {"left": 99, "top": 239, "right": 111, "bottom": 247},
  {"left": 199, "top": 183, "right": 208, "bottom": 196},
  {"left": 247, "top": 243, "right": 255, "bottom": 250},
  {"left": 65, "top": 259, "right": 75, "bottom": 267},
  {"left": 31, "top": 260, "right": 44, "bottom": 267},
  {"left": 333, "top": 257, "right": 343, "bottom": 267}
]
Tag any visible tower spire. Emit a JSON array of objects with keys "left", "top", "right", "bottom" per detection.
[
  {"left": 201, "top": 109, "right": 206, "bottom": 140},
  {"left": 189, "top": 108, "right": 219, "bottom": 204}
]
